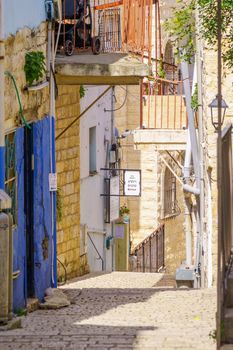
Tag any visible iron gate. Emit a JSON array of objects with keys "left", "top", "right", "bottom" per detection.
[{"left": 132, "top": 225, "right": 165, "bottom": 272}]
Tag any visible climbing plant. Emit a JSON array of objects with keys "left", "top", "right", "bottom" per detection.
[
  {"left": 164, "top": 0, "right": 233, "bottom": 69},
  {"left": 24, "top": 51, "right": 46, "bottom": 86},
  {"left": 191, "top": 84, "right": 199, "bottom": 112},
  {"left": 163, "top": 0, "right": 196, "bottom": 63},
  {"left": 79, "top": 85, "right": 86, "bottom": 99}
]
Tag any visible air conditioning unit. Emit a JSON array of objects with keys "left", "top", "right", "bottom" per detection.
[{"left": 45, "top": 0, "right": 60, "bottom": 21}]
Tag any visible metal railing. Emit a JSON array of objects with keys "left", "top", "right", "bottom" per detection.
[
  {"left": 131, "top": 225, "right": 165, "bottom": 272},
  {"left": 98, "top": 8, "right": 121, "bottom": 52},
  {"left": 140, "top": 78, "right": 187, "bottom": 130}
]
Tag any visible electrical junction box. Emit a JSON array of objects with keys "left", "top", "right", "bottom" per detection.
[
  {"left": 176, "top": 264, "right": 195, "bottom": 288},
  {"left": 0, "top": 190, "right": 11, "bottom": 210}
]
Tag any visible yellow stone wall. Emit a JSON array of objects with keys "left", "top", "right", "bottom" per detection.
[
  {"left": 56, "top": 85, "right": 88, "bottom": 281},
  {"left": 202, "top": 48, "right": 233, "bottom": 283},
  {"left": 115, "top": 85, "right": 186, "bottom": 274},
  {"left": 162, "top": 181, "right": 186, "bottom": 274},
  {"left": 4, "top": 22, "right": 49, "bottom": 131},
  {"left": 115, "top": 86, "right": 159, "bottom": 246}
]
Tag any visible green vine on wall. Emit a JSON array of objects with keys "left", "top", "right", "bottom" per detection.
[
  {"left": 79, "top": 85, "right": 86, "bottom": 99},
  {"left": 191, "top": 84, "right": 199, "bottom": 112},
  {"left": 163, "top": 0, "right": 196, "bottom": 63},
  {"left": 24, "top": 51, "right": 46, "bottom": 86},
  {"left": 164, "top": 0, "right": 233, "bottom": 69}
]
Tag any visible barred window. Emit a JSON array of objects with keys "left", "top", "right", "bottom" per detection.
[
  {"left": 5, "top": 132, "right": 17, "bottom": 225},
  {"left": 98, "top": 8, "right": 121, "bottom": 53},
  {"left": 164, "top": 167, "right": 176, "bottom": 217}
]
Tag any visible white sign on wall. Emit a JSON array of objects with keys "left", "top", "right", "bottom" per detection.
[{"left": 123, "top": 170, "right": 141, "bottom": 196}]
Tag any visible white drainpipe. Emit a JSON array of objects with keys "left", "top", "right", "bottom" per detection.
[
  {"left": 0, "top": 0, "right": 5, "bottom": 190},
  {"left": 182, "top": 62, "right": 197, "bottom": 266}
]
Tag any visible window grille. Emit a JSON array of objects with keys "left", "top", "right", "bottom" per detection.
[
  {"left": 98, "top": 8, "right": 121, "bottom": 53},
  {"left": 164, "top": 167, "right": 177, "bottom": 217},
  {"left": 89, "top": 126, "right": 97, "bottom": 174},
  {"left": 5, "top": 132, "right": 17, "bottom": 225}
]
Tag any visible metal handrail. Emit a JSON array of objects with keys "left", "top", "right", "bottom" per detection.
[
  {"left": 87, "top": 232, "right": 104, "bottom": 271},
  {"left": 132, "top": 225, "right": 165, "bottom": 273}
]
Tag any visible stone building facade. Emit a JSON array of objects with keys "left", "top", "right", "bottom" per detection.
[
  {"left": 115, "top": 84, "right": 186, "bottom": 274},
  {"left": 56, "top": 85, "right": 89, "bottom": 281}
]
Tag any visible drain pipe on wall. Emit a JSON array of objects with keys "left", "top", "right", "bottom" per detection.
[
  {"left": 181, "top": 61, "right": 201, "bottom": 283},
  {"left": 196, "top": 10, "right": 206, "bottom": 288},
  {"left": 0, "top": 0, "right": 5, "bottom": 190},
  {"left": 182, "top": 62, "right": 197, "bottom": 267},
  {"left": 46, "top": 0, "right": 62, "bottom": 288},
  {"left": 176, "top": 60, "right": 202, "bottom": 288}
]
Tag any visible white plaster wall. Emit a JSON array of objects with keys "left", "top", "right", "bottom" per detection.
[{"left": 80, "top": 85, "right": 113, "bottom": 272}]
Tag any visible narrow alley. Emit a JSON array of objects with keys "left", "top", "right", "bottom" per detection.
[{"left": 0, "top": 272, "right": 216, "bottom": 350}]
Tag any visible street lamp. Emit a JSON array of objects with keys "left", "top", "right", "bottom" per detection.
[{"left": 208, "top": 95, "right": 228, "bottom": 130}]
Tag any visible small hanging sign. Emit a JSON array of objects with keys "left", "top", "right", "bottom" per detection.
[
  {"left": 123, "top": 170, "right": 141, "bottom": 196},
  {"left": 49, "top": 173, "right": 57, "bottom": 192}
]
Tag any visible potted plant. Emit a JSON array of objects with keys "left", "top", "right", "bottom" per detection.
[{"left": 119, "top": 204, "right": 130, "bottom": 223}]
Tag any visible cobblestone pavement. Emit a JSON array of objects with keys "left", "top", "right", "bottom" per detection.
[{"left": 0, "top": 272, "right": 217, "bottom": 350}]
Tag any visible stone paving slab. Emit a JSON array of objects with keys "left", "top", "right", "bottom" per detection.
[{"left": 0, "top": 272, "right": 217, "bottom": 350}]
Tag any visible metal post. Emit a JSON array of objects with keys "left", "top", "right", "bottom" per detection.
[
  {"left": 0, "top": 0, "right": 5, "bottom": 190},
  {"left": 149, "top": 238, "right": 152, "bottom": 272},
  {"left": 142, "top": 243, "right": 145, "bottom": 272},
  {"left": 216, "top": 0, "right": 223, "bottom": 348}
]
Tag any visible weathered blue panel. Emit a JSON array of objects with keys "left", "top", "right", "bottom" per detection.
[
  {"left": 13, "top": 128, "right": 26, "bottom": 311},
  {"left": 33, "top": 117, "right": 53, "bottom": 301},
  {"left": 4, "top": 0, "right": 46, "bottom": 37},
  {"left": 51, "top": 117, "right": 57, "bottom": 288}
]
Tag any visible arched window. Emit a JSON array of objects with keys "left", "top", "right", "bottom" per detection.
[{"left": 164, "top": 167, "right": 176, "bottom": 216}]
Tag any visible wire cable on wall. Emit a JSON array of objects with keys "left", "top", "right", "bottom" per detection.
[
  {"left": 4, "top": 71, "right": 31, "bottom": 129},
  {"left": 104, "top": 87, "right": 127, "bottom": 112}
]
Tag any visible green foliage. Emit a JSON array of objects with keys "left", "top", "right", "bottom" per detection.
[
  {"left": 191, "top": 84, "right": 199, "bottom": 112},
  {"left": 164, "top": 0, "right": 233, "bottom": 69},
  {"left": 24, "top": 51, "right": 46, "bottom": 86},
  {"left": 163, "top": 0, "right": 196, "bottom": 63},
  {"left": 197, "top": 0, "right": 233, "bottom": 70},
  {"left": 209, "top": 321, "right": 225, "bottom": 342},
  {"left": 79, "top": 85, "right": 86, "bottom": 99},
  {"left": 15, "top": 308, "right": 27, "bottom": 317},
  {"left": 119, "top": 204, "right": 130, "bottom": 216},
  {"left": 158, "top": 59, "right": 166, "bottom": 78}
]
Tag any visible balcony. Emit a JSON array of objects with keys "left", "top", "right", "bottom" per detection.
[
  {"left": 55, "top": 0, "right": 150, "bottom": 85},
  {"left": 134, "top": 77, "right": 188, "bottom": 151}
]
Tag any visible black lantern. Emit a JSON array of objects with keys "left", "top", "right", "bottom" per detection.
[{"left": 208, "top": 95, "right": 228, "bottom": 129}]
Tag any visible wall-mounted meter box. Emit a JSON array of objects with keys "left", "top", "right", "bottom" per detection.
[
  {"left": 0, "top": 190, "right": 11, "bottom": 210},
  {"left": 109, "top": 150, "right": 116, "bottom": 164}
]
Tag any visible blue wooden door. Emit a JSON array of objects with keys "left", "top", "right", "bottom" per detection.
[{"left": 33, "top": 117, "right": 56, "bottom": 301}]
